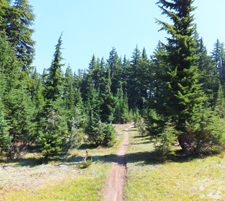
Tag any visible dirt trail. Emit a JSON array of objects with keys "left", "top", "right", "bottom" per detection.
[{"left": 101, "top": 125, "right": 131, "bottom": 201}]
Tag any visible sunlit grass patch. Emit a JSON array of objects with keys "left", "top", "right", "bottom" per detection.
[
  {"left": 4, "top": 162, "right": 111, "bottom": 201},
  {"left": 125, "top": 127, "right": 225, "bottom": 201},
  {"left": 2, "top": 123, "right": 132, "bottom": 201}
]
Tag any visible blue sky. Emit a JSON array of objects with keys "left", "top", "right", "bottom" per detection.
[{"left": 29, "top": 0, "right": 225, "bottom": 74}]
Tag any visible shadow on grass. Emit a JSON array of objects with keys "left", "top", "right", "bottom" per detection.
[
  {"left": 0, "top": 154, "right": 71, "bottom": 168},
  {"left": 128, "top": 127, "right": 137, "bottom": 132},
  {"left": 77, "top": 149, "right": 207, "bottom": 168},
  {"left": 130, "top": 134, "right": 151, "bottom": 145},
  {"left": 130, "top": 141, "right": 150, "bottom": 145},
  {"left": 125, "top": 150, "right": 208, "bottom": 165},
  {"left": 127, "top": 134, "right": 214, "bottom": 165},
  {"left": 78, "top": 143, "right": 98, "bottom": 150},
  {"left": 0, "top": 140, "right": 218, "bottom": 168},
  {"left": 0, "top": 150, "right": 213, "bottom": 169},
  {"left": 0, "top": 157, "right": 43, "bottom": 167},
  {"left": 133, "top": 135, "right": 149, "bottom": 139}
]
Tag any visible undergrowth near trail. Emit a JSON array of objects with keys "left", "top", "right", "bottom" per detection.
[
  {"left": 125, "top": 127, "right": 225, "bottom": 201},
  {"left": 1, "top": 124, "right": 132, "bottom": 201}
]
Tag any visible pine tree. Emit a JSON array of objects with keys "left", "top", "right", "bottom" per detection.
[
  {"left": 0, "top": 0, "right": 35, "bottom": 72},
  {"left": 214, "top": 82, "right": 225, "bottom": 118},
  {"left": 139, "top": 48, "right": 151, "bottom": 108},
  {"left": 88, "top": 55, "right": 101, "bottom": 90},
  {"left": 107, "top": 47, "right": 124, "bottom": 95},
  {"left": 38, "top": 34, "right": 68, "bottom": 158},
  {"left": 64, "top": 65, "right": 86, "bottom": 137},
  {"left": 211, "top": 39, "right": 222, "bottom": 71},
  {"left": 0, "top": 31, "right": 20, "bottom": 86},
  {"left": 80, "top": 71, "right": 91, "bottom": 103},
  {"left": 149, "top": 41, "right": 167, "bottom": 102},
  {"left": 4, "top": 83, "right": 36, "bottom": 159},
  {"left": 42, "top": 68, "right": 48, "bottom": 83},
  {"left": 197, "top": 38, "right": 219, "bottom": 105},
  {"left": 126, "top": 46, "right": 150, "bottom": 110},
  {"left": 37, "top": 104, "right": 68, "bottom": 159},
  {"left": 0, "top": 102, "right": 11, "bottom": 154},
  {"left": 154, "top": 0, "right": 206, "bottom": 151},
  {"left": 99, "top": 57, "right": 109, "bottom": 93},
  {"left": 0, "top": 30, "right": 35, "bottom": 158},
  {"left": 84, "top": 76, "right": 101, "bottom": 141},
  {"left": 83, "top": 72, "right": 116, "bottom": 146},
  {"left": 0, "top": 72, "right": 11, "bottom": 154},
  {"left": 211, "top": 40, "right": 225, "bottom": 91},
  {"left": 44, "top": 33, "right": 64, "bottom": 105},
  {"left": 64, "top": 66, "right": 75, "bottom": 112},
  {"left": 127, "top": 46, "right": 142, "bottom": 109},
  {"left": 31, "top": 72, "right": 45, "bottom": 142},
  {"left": 122, "top": 55, "right": 130, "bottom": 94},
  {"left": 99, "top": 68, "right": 116, "bottom": 123},
  {"left": 114, "top": 83, "right": 129, "bottom": 123},
  {"left": 85, "top": 76, "right": 100, "bottom": 125},
  {"left": 33, "top": 77, "right": 45, "bottom": 110},
  {"left": 28, "top": 68, "right": 39, "bottom": 101}
]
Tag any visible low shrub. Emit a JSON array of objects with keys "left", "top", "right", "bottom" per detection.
[
  {"left": 136, "top": 118, "right": 146, "bottom": 136},
  {"left": 179, "top": 108, "right": 225, "bottom": 154},
  {"left": 154, "top": 120, "right": 177, "bottom": 156},
  {"left": 81, "top": 157, "right": 92, "bottom": 168},
  {"left": 87, "top": 122, "right": 117, "bottom": 146}
]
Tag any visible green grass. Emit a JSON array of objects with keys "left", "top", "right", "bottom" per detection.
[
  {"left": 125, "top": 127, "right": 225, "bottom": 201},
  {"left": 4, "top": 163, "right": 109, "bottom": 201},
  {"left": 4, "top": 124, "right": 224, "bottom": 201},
  {"left": 2, "top": 124, "right": 132, "bottom": 201}
]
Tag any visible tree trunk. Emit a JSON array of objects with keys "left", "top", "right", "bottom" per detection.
[{"left": 178, "top": 134, "right": 187, "bottom": 151}]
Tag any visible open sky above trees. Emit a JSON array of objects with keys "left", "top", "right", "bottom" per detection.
[{"left": 30, "top": 0, "right": 225, "bottom": 73}]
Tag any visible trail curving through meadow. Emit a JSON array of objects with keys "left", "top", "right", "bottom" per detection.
[{"left": 101, "top": 125, "right": 132, "bottom": 201}]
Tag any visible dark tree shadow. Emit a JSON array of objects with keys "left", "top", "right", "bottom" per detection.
[
  {"left": 0, "top": 133, "right": 219, "bottom": 168},
  {"left": 78, "top": 143, "right": 98, "bottom": 150},
  {"left": 125, "top": 150, "right": 204, "bottom": 165},
  {"left": 0, "top": 154, "right": 70, "bottom": 168},
  {"left": 130, "top": 141, "right": 150, "bottom": 145},
  {"left": 0, "top": 148, "right": 217, "bottom": 168},
  {"left": 0, "top": 150, "right": 211, "bottom": 169},
  {"left": 133, "top": 135, "right": 149, "bottom": 139}
]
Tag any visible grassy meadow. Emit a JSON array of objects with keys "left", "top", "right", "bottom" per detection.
[
  {"left": 1, "top": 124, "right": 225, "bottom": 201},
  {"left": 125, "top": 127, "right": 225, "bottom": 201},
  {"left": 1, "top": 124, "right": 131, "bottom": 201}
]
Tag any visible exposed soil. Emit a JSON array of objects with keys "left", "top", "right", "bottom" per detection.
[{"left": 101, "top": 125, "right": 132, "bottom": 201}]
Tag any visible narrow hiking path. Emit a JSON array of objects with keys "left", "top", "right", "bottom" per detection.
[{"left": 101, "top": 124, "right": 132, "bottom": 201}]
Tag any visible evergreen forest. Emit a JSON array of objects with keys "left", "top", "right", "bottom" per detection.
[{"left": 1, "top": 0, "right": 225, "bottom": 161}]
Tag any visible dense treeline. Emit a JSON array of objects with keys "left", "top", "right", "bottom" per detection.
[{"left": 0, "top": 0, "right": 225, "bottom": 159}]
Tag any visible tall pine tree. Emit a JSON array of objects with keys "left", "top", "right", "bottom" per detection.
[
  {"left": 38, "top": 34, "right": 68, "bottom": 158},
  {"left": 0, "top": 0, "right": 35, "bottom": 72},
  {"left": 153, "top": 0, "right": 206, "bottom": 152}
]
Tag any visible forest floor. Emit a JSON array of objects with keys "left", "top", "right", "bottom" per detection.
[{"left": 1, "top": 124, "right": 225, "bottom": 200}]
